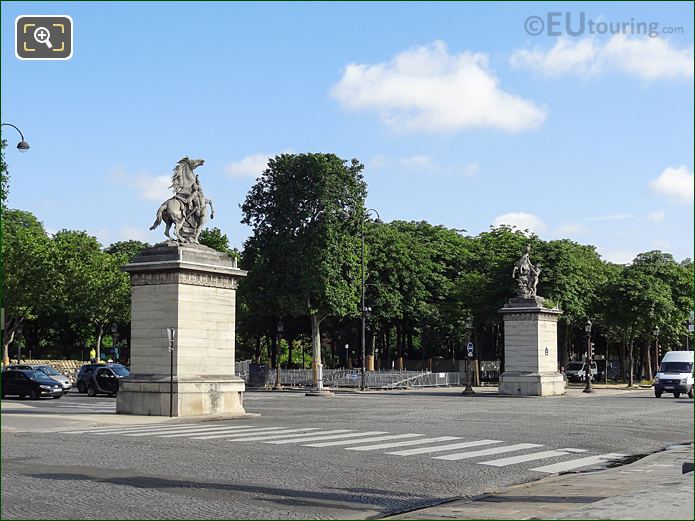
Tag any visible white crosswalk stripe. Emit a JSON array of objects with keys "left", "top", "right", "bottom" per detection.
[
  {"left": 157, "top": 426, "right": 297, "bottom": 438},
  {"left": 346, "top": 436, "right": 461, "bottom": 451},
  {"left": 434, "top": 443, "right": 544, "bottom": 461},
  {"left": 189, "top": 427, "right": 306, "bottom": 440},
  {"left": 530, "top": 453, "right": 627, "bottom": 473},
  {"left": 91, "top": 424, "right": 255, "bottom": 436},
  {"left": 304, "top": 433, "right": 422, "bottom": 448},
  {"left": 480, "top": 449, "right": 573, "bottom": 467},
  {"left": 191, "top": 428, "right": 320, "bottom": 440},
  {"left": 228, "top": 429, "right": 354, "bottom": 442},
  {"left": 265, "top": 431, "right": 387, "bottom": 445},
  {"left": 61, "top": 422, "right": 249, "bottom": 434},
  {"left": 387, "top": 439, "right": 502, "bottom": 456},
  {"left": 123, "top": 425, "right": 263, "bottom": 437}
]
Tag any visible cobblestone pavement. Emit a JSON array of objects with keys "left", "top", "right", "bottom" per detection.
[{"left": 2, "top": 388, "right": 692, "bottom": 519}]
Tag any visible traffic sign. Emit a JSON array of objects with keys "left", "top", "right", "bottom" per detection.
[{"left": 466, "top": 342, "right": 474, "bottom": 357}]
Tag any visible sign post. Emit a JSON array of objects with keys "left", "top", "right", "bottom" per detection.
[{"left": 462, "top": 342, "right": 475, "bottom": 395}]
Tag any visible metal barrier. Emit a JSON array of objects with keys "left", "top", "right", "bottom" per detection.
[{"left": 236, "top": 366, "right": 462, "bottom": 389}]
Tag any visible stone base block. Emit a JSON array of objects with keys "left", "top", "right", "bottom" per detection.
[
  {"left": 498, "top": 371, "right": 565, "bottom": 396},
  {"left": 117, "top": 374, "right": 246, "bottom": 417}
]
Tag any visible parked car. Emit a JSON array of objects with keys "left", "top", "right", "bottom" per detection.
[
  {"left": 76, "top": 363, "right": 128, "bottom": 393},
  {"left": 654, "top": 351, "right": 694, "bottom": 398},
  {"left": 23, "top": 364, "right": 73, "bottom": 391},
  {"left": 85, "top": 364, "right": 130, "bottom": 396},
  {"left": 1, "top": 369, "right": 64, "bottom": 399},
  {"left": 565, "top": 361, "right": 598, "bottom": 382}
]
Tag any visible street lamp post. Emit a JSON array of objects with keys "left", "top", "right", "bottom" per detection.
[
  {"left": 167, "top": 328, "right": 176, "bottom": 417},
  {"left": 653, "top": 326, "right": 660, "bottom": 376},
  {"left": 462, "top": 316, "right": 475, "bottom": 395},
  {"left": 1, "top": 123, "right": 30, "bottom": 152},
  {"left": 15, "top": 325, "right": 23, "bottom": 364},
  {"left": 360, "top": 209, "right": 382, "bottom": 391},
  {"left": 344, "top": 343, "right": 349, "bottom": 369},
  {"left": 274, "top": 319, "right": 284, "bottom": 390},
  {"left": 583, "top": 319, "right": 594, "bottom": 393},
  {"left": 111, "top": 323, "right": 118, "bottom": 363}
]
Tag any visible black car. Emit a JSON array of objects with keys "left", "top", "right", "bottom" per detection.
[
  {"left": 76, "top": 363, "right": 128, "bottom": 393},
  {"left": 86, "top": 364, "right": 130, "bottom": 396},
  {"left": 1, "top": 369, "right": 64, "bottom": 399}
]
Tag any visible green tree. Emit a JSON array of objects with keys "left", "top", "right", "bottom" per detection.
[
  {"left": 52, "top": 231, "right": 130, "bottom": 360},
  {"left": 241, "top": 153, "right": 366, "bottom": 385},
  {"left": 1, "top": 139, "right": 8, "bottom": 204},
  {"left": 1, "top": 210, "right": 55, "bottom": 365},
  {"left": 105, "top": 240, "right": 150, "bottom": 261}
]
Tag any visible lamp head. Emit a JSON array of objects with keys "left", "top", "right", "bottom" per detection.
[{"left": 17, "top": 141, "right": 30, "bottom": 152}]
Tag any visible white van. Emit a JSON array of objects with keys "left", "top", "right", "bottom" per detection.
[
  {"left": 654, "top": 351, "right": 694, "bottom": 398},
  {"left": 564, "top": 361, "right": 598, "bottom": 382}
]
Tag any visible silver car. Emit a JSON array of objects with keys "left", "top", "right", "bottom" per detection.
[{"left": 29, "top": 365, "right": 73, "bottom": 391}]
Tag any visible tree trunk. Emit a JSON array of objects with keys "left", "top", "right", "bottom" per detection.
[
  {"left": 644, "top": 344, "right": 652, "bottom": 381},
  {"left": 309, "top": 311, "right": 323, "bottom": 389},
  {"left": 95, "top": 323, "right": 104, "bottom": 361},
  {"left": 287, "top": 337, "right": 294, "bottom": 369},
  {"left": 617, "top": 340, "right": 625, "bottom": 381},
  {"left": 628, "top": 339, "right": 634, "bottom": 387},
  {"left": 254, "top": 336, "right": 261, "bottom": 364}
]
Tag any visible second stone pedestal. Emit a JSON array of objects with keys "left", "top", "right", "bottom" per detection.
[{"left": 498, "top": 297, "right": 565, "bottom": 397}]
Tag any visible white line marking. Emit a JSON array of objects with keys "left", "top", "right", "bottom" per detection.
[
  {"left": 157, "top": 426, "right": 295, "bottom": 438},
  {"left": 530, "top": 453, "right": 627, "bottom": 473},
  {"left": 346, "top": 436, "right": 462, "bottom": 451},
  {"left": 304, "top": 433, "right": 422, "bottom": 448},
  {"left": 62, "top": 423, "right": 251, "bottom": 434},
  {"left": 228, "top": 429, "right": 353, "bottom": 442},
  {"left": 266, "top": 431, "right": 386, "bottom": 445},
  {"left": 434, "top": 443, "right": 544, "bottom": 461},
  {"left": 123, "top": 425, "right": 264, "bottom": 437},
  {"left": 191, "top": 428, "right": 320, "bottom": 440},
  {"left": 387, "top": 439, "right": 502, "bottom": 456},
  {"left": 480, "top": 449, "right": 570, "bottom": 467}
]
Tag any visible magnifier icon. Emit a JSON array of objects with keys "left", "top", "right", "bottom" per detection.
[{"left": 33, "top": 26, "right": 53, "bottom": 49}]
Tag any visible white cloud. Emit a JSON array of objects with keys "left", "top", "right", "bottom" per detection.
[
  {"left": 580, "top": 214, "right": 636, "bottom": 222},
  {"left": 399, "top": 155, "right": 434, "bottom": 169},
  {"left": 647, "top": 210, "right": 666, "bottom": 222},
  {"left": 110, "top": 167, "right": 171, "bottom": 202},
  {"left": 330, "top": 40, "right": 546, "bottom": 133},
  {"left": 555, "top": 223, "right": 586, "bottom": 236},
  {"left": 510, "top": 35, "right": 694, "bottom": 80},
  {"left": 225, "top": 151, "right": 293, "bottom": 179},
  {"left": 649, "top": 166, "right": 694, "bottom": 203},
  {"left": 461, "top": 162, "right": 479, "bottom": 177},
  {"left": 599, "top": 248, "right": 637, "bottom": 265},
  {"left": 651, "top": 238, "right": 670, "bottom": 250},
  {"left": 493, "top": 212, "right": 547, "bottom": 234}
]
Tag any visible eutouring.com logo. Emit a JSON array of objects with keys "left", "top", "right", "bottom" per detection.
[{"left": 524, "top": 12, "right": 684, "bottom": 38}]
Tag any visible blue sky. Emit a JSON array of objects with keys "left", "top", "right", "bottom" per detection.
[{"left": 2, "top": 1, "right": 693, "bottom": 263}]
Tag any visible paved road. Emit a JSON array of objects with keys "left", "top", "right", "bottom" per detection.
[{"left": 2, "top": 387, "right": 692, "bottom": 519}]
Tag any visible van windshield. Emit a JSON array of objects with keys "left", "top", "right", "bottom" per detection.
[
  {"left": 566, "top": 362, "right": 584, "bottom": 370},
  {"left": 659, "top": 362, "right": 693, "bottom": 374}
]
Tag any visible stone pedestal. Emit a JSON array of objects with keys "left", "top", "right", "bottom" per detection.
[
  {"left": 498, "top": 297, "right": 565, "bottom": 397},
  {"left": 116, "top": 242, "right": 248, "bottom": 417}
]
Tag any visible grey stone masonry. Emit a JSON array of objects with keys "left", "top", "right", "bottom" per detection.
[
  {"left": 117, "top": 242, "right": 249, "bottom": 417},
  {"left": 498, "top": 297, "right": 565, "bottom": 397}
]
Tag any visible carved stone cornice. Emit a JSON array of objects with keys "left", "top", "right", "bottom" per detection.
[
  {"left": 502, "top": 312, "right": 560, "bottom": 322},
  {"left": 130, "top": 270, "right": 238, "bottom": 289}
]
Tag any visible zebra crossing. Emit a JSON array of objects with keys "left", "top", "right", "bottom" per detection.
[{"left": 57, "top": 422, "right": 626, "bottom": 473}]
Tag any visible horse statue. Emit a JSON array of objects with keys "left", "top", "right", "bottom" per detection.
[
  {"left": 512, "top": 244, "right": 541, "bottom": 298},
  {"left": 149, "top": 157, "right": 214, "bottom": 243}
]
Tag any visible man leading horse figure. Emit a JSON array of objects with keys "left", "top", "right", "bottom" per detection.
[{"left": 149, "top": 157, "right": 215, "bottom": 244}]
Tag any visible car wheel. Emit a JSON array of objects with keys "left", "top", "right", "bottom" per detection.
[
  {"left": 674, "top": 392, "right": 681, "bottom": 398},
  {"left": 688, "top": 387, "right": 694, "bottom": 399},
  {"left": 87, "top": 385, "right": 97, "bottom": 397},
  {"left": 29, "top": 389, "right": 40, "bottom": 400},
  {"left": 52, "top": 395, "right": 62, "bottom": 399},
  {"left": 77, "top": 382, "right": 86, "bottom": 393},
  {"left": 655, "top": 390, "right": 662, "bottom": 398}
]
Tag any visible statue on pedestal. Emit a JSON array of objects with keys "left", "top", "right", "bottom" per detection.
[
  {"left": 512, "top": 244, "right": 542, "bottom": 299},
  {"left": 149, "top": 157, "right": 215, "bottom": 244}
]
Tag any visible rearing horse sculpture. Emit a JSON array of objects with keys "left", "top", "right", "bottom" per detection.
[{"left": 149, "top": 157, "right": 214, "bottom": 243}]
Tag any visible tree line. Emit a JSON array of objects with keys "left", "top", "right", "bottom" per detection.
[{"left": 2, "top": 150, "right": 692, "bottom": 382}]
